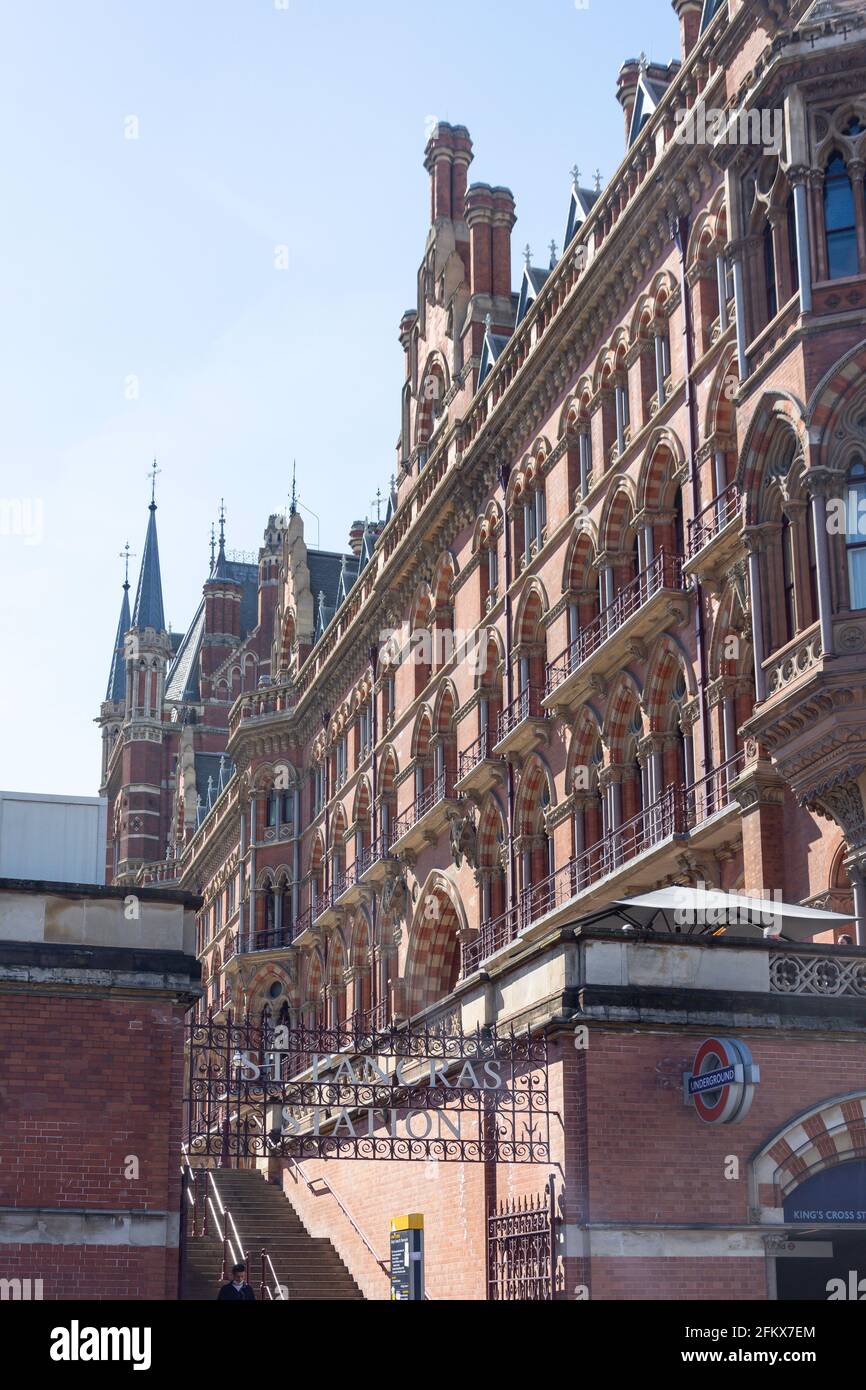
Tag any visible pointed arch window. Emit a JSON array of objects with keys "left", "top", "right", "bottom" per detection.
[
  {"left": 823, "top": 152, "right": 858, "bottom": 280},
  {"left": 846, "top": 458, "right": 866, "bottom": 609}
]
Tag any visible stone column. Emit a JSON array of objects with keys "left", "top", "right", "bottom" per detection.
[
  {"left": 789, "top": 168, "right": 812, "bottom": 313},
  {"left": 806, "top": 475, "right": 835, "bottom": 657},
  {"left": 849, "top": 159, "right": 866, "bottom": 274},
  {"left": 716, "top": 250, "right": 729, "bottom": 333},
  {"left": 745, "top": 535, "right": 767, "bottom": 702},
  {"left": 730, "top": 242, "right": 749, "bottom": 380}
]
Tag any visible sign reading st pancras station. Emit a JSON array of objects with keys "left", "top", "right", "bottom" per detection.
[{"left": 186, "top": 1013, "right": 551, "bottom": 1163}]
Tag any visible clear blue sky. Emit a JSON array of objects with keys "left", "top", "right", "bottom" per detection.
[{"left": 0, "top": 0, "right": 677, "bottom": 796}]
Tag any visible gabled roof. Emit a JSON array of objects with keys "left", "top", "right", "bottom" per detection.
[
  {"left": 131, "top": 502, "right": 166, "bottom": 632},
  {"left": 105, "top": 582, "right": 131, "bottom": 702},
  {"left": 516, "top": 264, "right": 550, "bottom": 327},
  {"left": 564, "top": 184, "right": 598, "bottom": 250},
  {"left": 478, "top": 324, "right": 510, "bottom": 388}
]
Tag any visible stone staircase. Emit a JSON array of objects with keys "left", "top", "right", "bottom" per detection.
[{"left": 181, "top": 1169, "right": 364, "bottom": 1301}]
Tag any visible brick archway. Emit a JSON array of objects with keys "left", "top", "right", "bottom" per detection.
[
  {"left": 751, "top": 1092, "right": 866, "bottom": 1222},
  {"left": 404, "top": 873, "right": 467, "bottom": 1015}
]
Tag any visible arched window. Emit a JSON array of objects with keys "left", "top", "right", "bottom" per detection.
[
  {"left": 823, "top": 152, "right": 858, "bottom": 280},
  {"left": 846, "top": 458, "right": 866, "bottom": 608},
  {"left": 763, "top": 219, "right": 778, "bottom": 321}
]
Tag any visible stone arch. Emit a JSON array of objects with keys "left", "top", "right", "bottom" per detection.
[
  {"left": 806, "top": 340, "right": 866, "bottom": 469},
  {"left": 514, "top": 578, "right": 549, "bottom": 646},
  {"left": 514, "top": 753, "right": 555, "bottom": 837},
  {"left": 603, "top": 673, "right": 645, "bottom": 765},
  {"left": 637, "top": 428, "right": 687, "bottom": 513},
  {"left": 642, "top": 635, "right": 694, "bottom": 728},
  {"left": 750, "top": 1092, "right": 866, "bottom": 1222},
  {"left": 736, "top": 391, "right": 807, "bottom": 522},
  {"left": 403, "top": 872, "right": 467, "bottom": 1015},
  {"left": 599, "top": 477, "right": 638, "bottom": 554},
  {"left": 476, "top": 793, "right": 506, "bottom": 869}
]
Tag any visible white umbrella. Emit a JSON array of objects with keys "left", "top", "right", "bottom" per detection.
[{"left": 580, "top": 885, "right": 855, "bottom": 942}]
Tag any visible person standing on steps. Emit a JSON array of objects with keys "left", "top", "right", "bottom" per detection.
[{"left": 217, "top": 1263, "right": 256, "bottom": 1300}]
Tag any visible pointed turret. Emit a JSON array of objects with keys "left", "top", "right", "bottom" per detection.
[
  {"left": 105, "top": 574, "right": 131, "bottom": 703},
  {"left": 132, "top": 485, "right": 166, "bottom": 633}
]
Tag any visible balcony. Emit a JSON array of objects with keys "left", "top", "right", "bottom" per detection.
[
  {"left": 684, "top": 482, "right": 742, "bottom": 581},
  {"left": 544, "top": 551, "right": 689, "bottom": 714},
  {"left": 389, "top": 771, "right": 459, "bottom": 856},
  {"left": 461, "top": 761, "right": 745, "bottom": 976},
  {"left": 493, "top": 686, "right": 550, "bottom": 759},
  {"left": 358, "top": 831, "right": 399, "bottom": 886},
  {"left": 291, "top": 904, "right": 316, "bottom": 947},
  {"left": 455, "top": 728, "right": 505, "bottom": 797},
  {"left": 333, "top": 838, "right": 384, "bottom": 908},
  {"left": 233, "top": 926, "right": 295, "bottom": 956}
]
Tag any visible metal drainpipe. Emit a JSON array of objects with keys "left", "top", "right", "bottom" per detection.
[
  {"left": 674, "top": 213, "right": 712, "bottom": 785},
  {"left": 499, "top": 460, "right": 516, "bottom": 910}
]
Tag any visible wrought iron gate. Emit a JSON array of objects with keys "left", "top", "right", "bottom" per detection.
[
  {"left": 487, "top": 1176, "right": 557, "bottom": 1300},
  {"left": 185, "top": 1011, "right": 550, "bottom": 1164}
]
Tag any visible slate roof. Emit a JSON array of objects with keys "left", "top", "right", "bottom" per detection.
[
  {"left": 165, "top": 599, "right": 206, "bottom": 703},
  {"left": 565, "top": 184, "right": 599, "bottom": 250},
  {"left": 105, "top": 583, "right": 131, "bottom": 702},
  {"left": 516, "top": 264, "right": 550, "bottom": 327},
  {"left": 131, "top": 503, "right": 165, "bottom": 632}
]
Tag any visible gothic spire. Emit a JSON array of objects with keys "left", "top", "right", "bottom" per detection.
[
  {"left": 131, "top": 464, "right": 166, "bottom": 631},
  {"left": 105, "top": 545, "right": 133, "bottom": 701},
  {"left": 211, "top": 498, "right": 228, "bottom": 579}
]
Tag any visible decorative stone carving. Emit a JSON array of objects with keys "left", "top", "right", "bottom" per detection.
[
  {"left": 448, "top": 808, "right": 478, "bottom": 869},
  {"left": 381, "top": 868, "right": 409, "bottom": 920}
]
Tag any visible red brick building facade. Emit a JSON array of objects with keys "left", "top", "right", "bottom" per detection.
[
  {"left": 0, "top": 881, "right": 200, "bottom": 1300},
  {"left": 99, "top": 0, "right": 866, "bottom": 1300}
]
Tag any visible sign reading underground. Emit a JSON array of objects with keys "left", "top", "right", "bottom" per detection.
[{"left": 683, "top": 1036, "right": 760, "bottom": 1125}]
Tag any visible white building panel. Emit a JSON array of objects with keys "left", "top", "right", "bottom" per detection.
[{"left": 0, "top": 791, "right": 107, "bottom": 885}]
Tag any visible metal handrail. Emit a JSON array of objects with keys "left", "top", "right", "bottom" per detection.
[
  {"left": 182, "top": 1159, "right": 286, "bottom": 1301},
  {"left": 688, "top": 481, "right": 740, "bottom": 556},
  {"left": 546, "top": 550, "right": 685, "bottom": 695},
  {"left": 461, "top": 754, "right": 744, "bottom": 976}
]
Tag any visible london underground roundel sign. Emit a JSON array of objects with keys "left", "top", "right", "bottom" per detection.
[{"left": 684, "top": 1037, "right": 760, "bottom": 1125}]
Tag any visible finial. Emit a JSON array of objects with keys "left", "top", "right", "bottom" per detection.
[
  {"left": 290, "top": 460, "right": 297, "bottom": 517},
  {"left": 119, "top": 541, "right": 135, "bottom": 590},
  {"left": 571, "top": 164, "right": 580, "bottom": 190},
  {"left": 485, "top": 311, "right": 493, "bottom": 334},
  {"left": 523, "top": 242, "right": 532, "bottom": 268},
  {"left": 549, "top": 239, "right": 558, "bottom": 267},
  {"left": 210, "top": 524, "right": 216, "bottom": 568},
  {"left": 593, "top": 169, "right": 603, "bottom": 193},
  {"left": 371, "top": 488, "right": 384, "bottom": 522},
  {"left": 639, "top": 50, "right": 648, "bottom": 74},
  {"left": 147, "top": 459, "right": 161, "bottom": 508},
  {"left": 218, "top": 497, "right": 226, "bottom": 552}
]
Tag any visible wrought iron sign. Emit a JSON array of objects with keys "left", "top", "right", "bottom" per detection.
[{"left": 185, "top": 1013, "right": 550, "bottom": 1163}]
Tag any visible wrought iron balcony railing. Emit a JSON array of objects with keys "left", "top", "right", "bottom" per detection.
[
  {"left": 497, "top": 686, "right": 546, "bottom": 743},
  {"left": 546, "top": 550, "right": 685, "bottom": 697},
  {"left": 461, "top": 754, "right": 745, "bottom": 977},
  {"left": 390, "top": 770, "right": 453, "bottom": 842},
  {"left": 687, "top": 482, "right": 741, "bottom": 558},
  {"left": 459, "top": 727, "right": 496, "bottom": 778}
]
